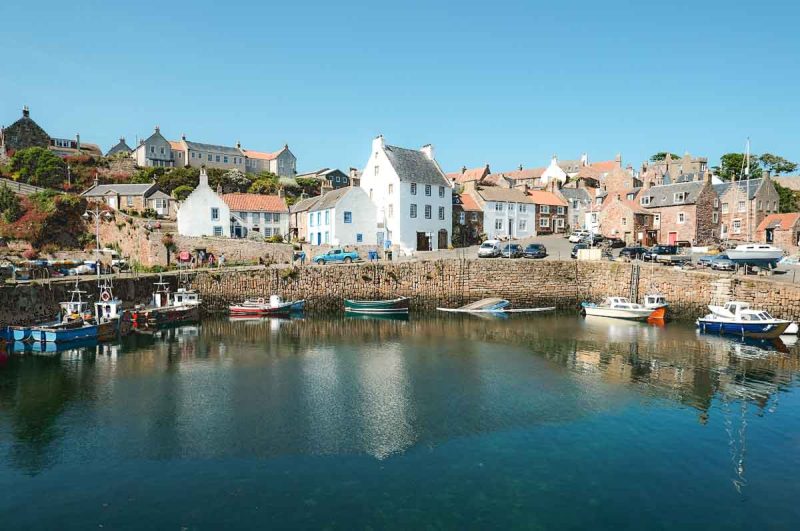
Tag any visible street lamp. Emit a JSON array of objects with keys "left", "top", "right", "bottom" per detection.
[{"left": 83, "top": 204, "right": 113, "bottom": 279}]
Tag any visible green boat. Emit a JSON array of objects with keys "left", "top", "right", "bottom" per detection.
[{"left": 344, "top": 297, "right": 410, "bottom": 315}]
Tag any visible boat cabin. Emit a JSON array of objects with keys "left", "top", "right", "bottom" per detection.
[
  {"left": 717, "top": 301, "right": 776, "bottom": 321},
  {"left": 603, "top": 297, "right": 639, "bottom": 308},
  {"left": 95, "top": 286, "right": 124, "bottom": 322},
  {"left": 644, "top": 295, "right": 666, "bottom": 307},
  {"left": 172, "top": 287, "right": 201, "bottom": 307},
  {"left": 60, "top": 283, "right": 91, "bottom": 321}
]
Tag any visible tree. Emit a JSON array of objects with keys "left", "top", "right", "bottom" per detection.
[
  {"left": 172, "top": 185, "right": 194, "bottom": 201},
  {"left": 10, "top": 147, "right": 68, "bottom": 188},
  {"left": 161, "top": 233, "right": 176, "bottom": 265},
  {"left": 0, "top": 183, "right": 22, "bottom": 222},
  {"left": 714, "top": 153, "right": 762, "bottom": 181},
  {"left": 216, "top": 168, "right": 251, "bottom": 193},
  {"left": 248, "top": 175, "right": 280, "bottom": 195},
  {"left": 649, "top": 152, "right": 681, "bottom": 162},
  {"left": 295, "top": 177, "right": 320, "bottom": 197},
  {"left": 156, "top": 167, "right": 199, "bottom": 194},
  {"left": 130, "top": 167, "right": 165, "bottom": 184},
  {"left": 773, "top": 181, "right": 799, "bottom": 213},
  {"left": 759, "top": 153, "right": 798, "bottom": 176}
]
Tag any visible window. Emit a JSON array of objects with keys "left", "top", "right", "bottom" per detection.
[
  {"left": 208, "top": 154, "right": 212, "bottom": 161},
  {"left": 556, "top": 218, "right": 565, "bottom": 228},
  {"left": 252, "top": 213, "right": 259, "bottom": 226},
  {"left": 495, "top": 219, "right": 503, "bottom": 230},
  {"left": 758, "top": 200, "right": 763, "bottom": 210},
  {"left": 622, "top": 217, "right": 627, "bottom": 226},
  {"left": 356, "top": 233, "right": 363, "bottom": 243},
  {"left": 714, "top": 198, "right": 719, "bottom": 208},
  {"left": 654, "top": 214, "right": 661, "bottom": 226},
  {"left": 126, "top": 196, "right": 133, "bottom": 207},
  {"left": 211, "top": 207, "right": 219, "bottom": 221},
  {"left": 627, "top": 193, "right": 635, "bottom": 201},
  {"left": 224, "top": 156, "right": 228, "bottom": 163},
  {"left": 591, "top": 213, "right": 598, "bottom": 223},
  {"left": 425, "top": 205, "right": 432, "bottom": 219},
  {"left": 519, "top": 219, "right": 527, "bottom": 230},
  {"left": 324, "top": 231, "right": 329, "bottom": 243},
  {"left": 265, "top": 228, "right": 271, "bottom": 237},
  {"left": 733, "top": 219, "right": 742, "bottom": 234},
  {"left": 713, "top": 212, "right": 719, "bottom": 223},
  {"left": 388, "top": 183, "right": 393, "bottom": 194},
  {"left": 674, "top": 192, "right": 688, "bottom": 203},
  {"left": 160, "top": 147, "right": 165, "bottom": 155},
  {"left": 309, "top": 212, "right": 314, "bottom": 227},
  {"left": 773, "top": 200, "right": 778, "bottom": 211},
  {"left": 388, "top": 204, "right": 394, "bottom": 217},
  {"left": 438, "top": 206, "right": 445, "bottom": 220},
  {"left": 273, "top": 213, "right": 280, "bottom": 222},
  {"left": 738, "top": 200, "right": 746, "bottom": 212},
  {"left": 557, "top": 206, "right": 565, "bottom": 215},
  {"left": 722, "top": 202, "right": 729, "bottom": 214},
  {"left": 344, "top": 211, "right": 352, "bottom": 223},
  {"left": 150, "top": 146, "right": 155, "bottom": 154},
  {"left": 640, "top": 196, "right": 651, "bottom": 206},
  {"left": 216, "top": 155, "right": 221, "bottom": 162},
  {"left": 540, "top": 205, "right": 550, "bottom": 214},
  {"left": 471, "top": 213, "right": 478, "bottom": 222},
  {"left": 678, "top": 212, "right": 686, "bottom": 224},
  {"left": 495, "top": 203, "right": 504, "bottom": 212},
  {"left": 539, "top": 217, "right": 550, "bottom": 228},
  {"left": 410, "top": 204, "right": 417, "bottom": 218},
  {"left": 411, "top": 183, "right": 417, "bottom": 195},
  {"left": 263, "top": 212, "right": 271, "bottom": 223},
  {"left": 213, "top": 226, "right": 223, "bottom": 236},
  {"left": 519, "top": 204, "right": 527, "bottom": 213},
  {"left": 324, "top": 210, "right": 330, "bottom": 224},
  {"left": 439, "top": 186, "right": 445, "bottom": 198},
  {"left": 459, "top": 212, "right": 465, "bottom": 224},
  {"left": 192, "top": 152, "right": 195, "bottom": 159},
  {"left": 375, "top": 165, "right": 380, "bottom": 176}
]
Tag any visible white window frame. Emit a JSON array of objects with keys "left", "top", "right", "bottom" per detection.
[
  {"left": 410, "top": 204, "right": 417, "bottom": 218},
  {"left": 425, "top": 205, "right": 432, "bottom": 219},
  {"left": 640, "top": 196, "right": 651, "bottom": 206},
  {"left": 540, "top": 205, "right": 550, "bottom": 214},
  {"left": 425, "top": 184, "right": 432, "bottom": 196},
  {"left": 539, "top": 217, "right": 550, "bottom": 228},
  {"left": 495, "top": 219, "right": 503, "bottom": 230},
  {"left": 459, "top": 212, "right": 465, "bottom": 224},
  {"left": 677, "top": 212, "right": 686, "bottom": 224},
  {"left": 438, "top": 206, "right": 445, "bottom": 220},
  {"left": 410, "top": 183, "right": 417, "bottom": 195}
]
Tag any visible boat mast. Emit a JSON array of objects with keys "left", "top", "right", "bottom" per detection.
[{"left": 745, "top": 138, "right": 752, "bottom": 241}]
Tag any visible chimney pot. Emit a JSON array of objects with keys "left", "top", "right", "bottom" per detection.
[{"left": 22, "top": 106, "right": 30, "bottom": 118}]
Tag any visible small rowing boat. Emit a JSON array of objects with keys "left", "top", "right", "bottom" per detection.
[
  {"left": 437, "top": 297, "right": 555, "bottom": 314},
  {"left": 344, "top": 297, "right": 410, "bottom": 315},
  {"left": 229, "top": 296, "right": 305, "bottom": 316}
]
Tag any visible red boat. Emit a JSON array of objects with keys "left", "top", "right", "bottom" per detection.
[{"left": 132, "top": 276, "right": 202, "bottom": 328}]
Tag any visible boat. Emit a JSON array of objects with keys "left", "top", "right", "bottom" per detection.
[
  {"left": 725, "top": 244, "right": 784, "bottom": 269},
  {"left": 697, "top": 301, "right": 791, "bottom": 339},
  {"left": 783, "top": 322, "right": 799, "bottom": 335},
  {"left": 643, "top": 293, "right": 668, "bottom": 320},
  {"left": 344, "top": 297, "right": 410, "bottom": 315},
  {"left": 94, "top": 280, "right": 133, "bottom": 341},
  {"left": 229, "top": 295, "right": 305, "bottom": 316},
  {"left": 30, "top": 282, "right": 98, "bottom": 343},
  {"left": 581, "top": 297, "right": 657, "bottom": 321},
  {"left": 131, "top": 276, "right": 201, "bottom": 328},
  {"left": 437, "top": 297, "right": 556, "bottom": 314}
]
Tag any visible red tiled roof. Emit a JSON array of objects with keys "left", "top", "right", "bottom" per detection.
[
  {"left": 243, "top": 148, "right": 283, "bottom": 161},
  {"left": 490, "top": 167, "right": 545, "bottom": 181},
  {"left": 458, "top": 192, "right": 482, "bottom": 212},
  {"left": 590, "top": 160, "right": 617, "bottom": 173},
  {"left": 222, "top": 193, "right": 288, "bottom": 212},
  {"left": 527, "top": 190, "right": 567, "bottom": 206},
  {"left": 447, "top": 166, "right": 488, "bottom": 184},
  {"left": 169, "top": 141, "right": 184, "bottom": 151},
  {"left": 756, "top": 213, "right": 800, "bottom": 232}
]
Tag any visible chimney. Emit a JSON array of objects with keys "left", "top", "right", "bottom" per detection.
[
  {"left": 199, "top": 167, "right": 209, "bottom": 188},
  {"left": 76, "top": 133, "right": 81, "bottom": 151},
  {"left": 371, "top": 135, "right": 385, "bottom": 154},
  {"left": 580, "top": 153, "right": 588, "bottom": 166},
  {"left": 321, "top": 179, "right": 333, "bottom": 195},
  {"left": 236, "top": 140, "right": 241, "bottom": 149},
  {"left": 181, "top": 133, "right": 186, "bottom": 140},
  {"left": 518, "top": 164, "right": 523, "bottom": 171},
  {"left": 22, "top": 105, "right": 29, "bottom": 118},
  {"left": 461, "top": 165, "right": 467, "bottom": 174},
  {"left": 420, "top": 144, "right": 435, "bottom": 161},
  {"left": 120, "top": 137, "right": 125, "bottom": 143},
  {"left": 278, "top": 187, "right": 285, "bottom": 198},
  {"left": 614, "top": 153, "right": 622, "bottom": 167}
]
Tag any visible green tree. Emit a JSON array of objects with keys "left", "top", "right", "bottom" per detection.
[
  {"left": 0, "top": 183, "right": 22, "bottom": 222},
  {"left": 714, "top": 153, "right": 762, "bottom": 181},
  {"left": 759, "top": 153, "right": 798, "bottom": 176},
  {"left": 248, "top": 175, "right": 280, "bottom": 194},
  {"left": 214, "top": 168, "right": 251, "bottom": 193},
  {"left": 171, "top": 185, "right": 194, "bottom": 200},
  {"left": 129, "top": 167, "right": 165, "bottom": 184},
  {"left": 773, "top": 181, "right": 799, "bottom": 213},
  {"left": 156, "top": 167, "right": 199, "bottom": 194},
  {"left": 295, "top": 177, "right": 321, "bottom": 197},
  {"left": 10, "top": 147, "right": 68, "bottom": 188},
  {"left": 649, "top": 152, "right": 681, "bottom": 161}
]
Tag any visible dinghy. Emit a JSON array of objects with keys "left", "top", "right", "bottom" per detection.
[
  {"left": 437, "top": 298, "right": 555, "bottom": 314},
  {"left": 344, "top": 297, "right": 410, "bottom": 315},
  {"left": 229, "top": 295, "right": 305, "bottom": 316}
]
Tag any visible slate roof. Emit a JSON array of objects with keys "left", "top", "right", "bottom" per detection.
[
  {"left": 384, "top": 144, "right": 450, "bottom": 186},
  {"left": 559, "top": 187, "right": 592, "bottom": 203},
  {"left": 222, "top": 193, "right": 288, "bottom": 212},
  {"left": 184, "top": 140, "right": 241, "bottom": 156},
  {"left": 81, "top": 183, "right": 156, "bottom": 197},
  {"left": 148, "top": 190, "right": 172, "bottom": 201},
  {"left": 639, "top": 181, "right": 706, "bottom": 208},
  {"left": 290, "top": 195, "right": 321, "bottom": 213},
  {"left": 756, "top": 213, "right": 800, "bottom": 232},
  {"left": 713, "top": 178, "right": 764, "bottom": 200},
  {"left": 475, "top": 186, "right": 536, "bottom": 204},
  {"left": 308, "top": 187, "right": 353, "bottom": 211},
  {"left": 106, "top": 138, "right": 132, "bottom": 157}
]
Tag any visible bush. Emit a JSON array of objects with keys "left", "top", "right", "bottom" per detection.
[
  {"left": 0, "top": 183, "right": 22, "bottom": 222},
  {"left": 267, "top": 234, "right": 284, "bottom": 243},
  {"left": 142, "top": 208, "right": 157, "bottom": 218},
  {"left": 10, "top": 147, "right": 68, "bottom": 189},
  {"left": 172, "top": 185, "right": 194, "bottom": 200}
]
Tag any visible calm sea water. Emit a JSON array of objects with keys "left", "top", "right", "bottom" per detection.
[{"left": 1, "top": 314, "right": 800, "bottom": 530}]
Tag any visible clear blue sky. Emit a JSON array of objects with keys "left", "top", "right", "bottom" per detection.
[{"left": 1, "top": 0, "right": 798, "bottom": 174}]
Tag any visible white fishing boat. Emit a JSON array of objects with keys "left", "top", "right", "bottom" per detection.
[
  {"left": 643, "top": 294, "right": 668, "bottom": 320},
  {"left": 581, "top": 297, "right": 656, "bottom": 321},
  {"left": 437, "top": 297, "right": 555, "bottom": 314},
  {"left": 697, "top": 301, "right": 791, "bottom": 339},
  {"left": 229, "top": 295, "right": 305, "bottom": 316}
]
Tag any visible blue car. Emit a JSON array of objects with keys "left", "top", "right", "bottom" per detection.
[{"left": 312, "top": 248, "right": 359, "bottom": 265}]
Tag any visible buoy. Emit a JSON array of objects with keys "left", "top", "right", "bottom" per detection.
[{"left": 100, "top": 290, "right": 111, "bottom": 302}]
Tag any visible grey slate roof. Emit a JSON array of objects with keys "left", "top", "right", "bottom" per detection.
[
  {"left": 290, "top": 195, "right": 321, "bottom": 213},
  {"left": 148, "top": 190, "right": 172, "bottom": 201},
  {"left": 713, "top": 178, "right": 763, "bottom": 200},
  {"left": 640, "top": 181, "right": 706, "bottom": 208},
  {"left": 384, "top": 145, "right": 450, "bottom": 186},
  {"left": 309, "top": 187, "right": 352, "bottom": 211},
  {"left": 81, "top": 183, "right": 156, "bottom": 197},
  {"left": 184, "top": 140, "right": 242, "bottom": 156},
  {"left": 106, "top": 138, "right": 132, "bottom": 157},
  {"left": 559, "top": 187, "right": 592, "bottom": 203}
]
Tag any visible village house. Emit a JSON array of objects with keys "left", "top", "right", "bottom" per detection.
[
  {"left": 714, "top": 174, "right": 780, "bottom": 242},
  {"left": 289, "top": 194, "right": 318, "bottom": 242},
  {"left": 106, "top": 137, "right": 133, "bottom": 158},
  {"left": 81, "top": 182, "right": 175, "bottom": 218},
  {"left": 638, "top": 178, "right": 719, "bottom": 245},
  {"left": 358, "top": 135, "right": 452, "bottom": 253},
  {"left": 131, "top": 126, "right": 175, "bottom": 168},
  {"left": 446, "top": 164, "right": 491, "bottom": 189},
  {"left": 603, "top": 165, "right": 642, "bottom": 193},
  {"left": 295, "top": 168, "right": 352, "bottom": 189},
  {"left": 467, "top": 183, "right": 536, "bottom": 240},
  {"left": 756, "top": 213, "right": 800, "bottom": 252},
  {"left": 221, "top": 192, "right": 289, "bottom": 239},
  {"left": 242, "top": 145, "right": 297, "bottom": 177},
  {"left": 177, "top": 168, "right": 231, "bottom": 237},
  {"left": 1, "top": 106, "right": 101, "bottom": 159},
  {"left": 452, "top": 191, "right": 484, "bottom": 246},
  {"left": 558, "top": 186, "right": 594, "bottom": 232},
  {"left": 643, "top": 152, "right": 710, "bottom": 182},
  {"left": 598, "top": 189, "right": 655, "bottom": 245},
  {"left": 305, "top": 185, "right": 377, "bottom": 246},
  {"left": 528, "top": 189, "right": 568, "bottom": 235},
  {"left": 170, "top": 136, "right": 247, "bottom": 172}
]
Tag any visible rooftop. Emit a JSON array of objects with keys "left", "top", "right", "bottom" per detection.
[
  {"left": 384, "top": 144, "right": 449, "bottom": 187},
  {"left": 82, "top": 183, "right": 156, "bottom": 197},
  {"left": 222, "top": 193, "right": 289, "bottom": 212}
]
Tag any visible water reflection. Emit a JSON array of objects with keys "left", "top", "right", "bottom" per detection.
[{"left": 0, "top": 314, "right": 798, "bottom": 484}]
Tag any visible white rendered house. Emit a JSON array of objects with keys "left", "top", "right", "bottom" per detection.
[
  {"left": 307, "top": 186, "right": 377, "bottom": 246},
  {"left": 472, "top": 186, "right": 537, "bottom": 240},
  {"left": 177, "top": 168, "right": 231, "bottom": 237},
  {"left": 358, "top": 136, "right": 452, "bottom": 253}
]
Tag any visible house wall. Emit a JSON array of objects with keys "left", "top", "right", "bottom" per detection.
[
  {"left": 332, "top": 188, "right": 377, "bottom": 246},
  {"left": 177, "top": 177, "right": 231, "bottom": 237},
  {"left": 185, "top": 148, "right": 246, "bottom": 171},
  {"left": 535, "top": 204, "right": 567, "bottom": 235},
  {"left": 719, "top": 180, "right": 780, "bottom": 241},
  {"left": 229, "top": 210, "right": 288, "bottom": 237},
  {"left": 135, "top": 133, "right": 174, "bottom": 168},
  {"left": 453, "top": 209, "right": 483, "bottom": 246},
  {"left": 270, "top": 150, "right": 297, "bottom": 177},
  {"left": 482, "top": 201, "right": 536, "bottom": 240}
]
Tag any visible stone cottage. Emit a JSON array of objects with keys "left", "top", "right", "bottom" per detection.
[
  {"left": 598, "top": 189, "right": 655, "bottom": 245},
  {"left": 81, "top": 182, "right": 175, "bottom": 218},
  {"left": 638, "top": 178, "right": 720, "bottom": 245},
  {"left": 452, "top": 191, "right": 484, "bottom": 246},
  {"left": 756, "top": 213, "right": 800, "bottom": 252},
  {"left": 714, "top": 174, "right": 780, "bottom": 242}
]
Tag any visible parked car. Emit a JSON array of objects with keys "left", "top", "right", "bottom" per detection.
[
  {"left": 312, "top": 248, "right": 359, "bottom": 265},
  {"left": 709, "top": 254, "right": 736, "bottom": 271},
  {"left": 580, "top": 233, "right": 604, "bottom": 245},
  {"left": 605, "top": 237, "right": 626, "bottom": 249},
  {"left": 619, "top": 246, "right": 648, "bottom": 260},
  {"left": 571, "top": 243, "right": 589, "bottom": 259},
  {"left": 697, "top": 254, "right": 716, "bottom": 267},
  {"left": 478, "top": 240, "right": 502, "bottom": 258},
  {"left": 501, "top": 243, "right": 524, "bottom": 258},
  {"left": 642, "top": 245, "right": 678, "bottom": 262},
  {"left": 568, "top": 230, "right": 590, "bottom": 243},
  {"left": 523, "top": 243, "right": 547, "bottom": 259}
]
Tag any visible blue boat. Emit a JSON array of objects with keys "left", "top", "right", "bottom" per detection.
[
  {"left": 30, "top": 281, "right": 97, "bottom": 343},
  {"left": 697, "top": 301, "right": 791, "bottom": 339},
  {"left": 39, "top": 323, "right": 99, "bottom": 343},
  {"left": 10, "top": 326, "right": 32, "bottom": 341}
]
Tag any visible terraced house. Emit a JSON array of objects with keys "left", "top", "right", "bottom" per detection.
[
  {"left": 465, "top": 182, "right": 536, "bottom": 240},
  {"left": 637, "top": 177, "right": 720, "bottom": 245},
  {"left": 713, "top": 173, "right": 779, "bottom": 242},
  {"left": 222, "top": 193, "right": 289, "bottom": 239}
]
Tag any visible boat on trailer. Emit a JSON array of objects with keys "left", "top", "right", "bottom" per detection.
[
  {"left": 344, "top": 297, "right": 410, "bottom": 315},
  {"left": 229, "top": 295, "right": 305, "bottom": 316},
  {"left": 725, "top": 244, "right": 784, "bottom": 269},
  {"left": 697, "top": 301, "right": 791, "bottom": 339},
  {"left": 437, "top": 297, "right": 555, "bottom": 314},
  {"left": 581, "top": 297, "right": 657, "bottom": 321}
]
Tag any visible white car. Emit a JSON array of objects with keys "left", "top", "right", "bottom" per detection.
[{"left": 568, "top": 231, "right": 590, "bottom": 243}]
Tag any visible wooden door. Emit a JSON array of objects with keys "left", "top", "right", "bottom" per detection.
[{"left": 438, "top": 229, "right": 448, "bottom": 250}]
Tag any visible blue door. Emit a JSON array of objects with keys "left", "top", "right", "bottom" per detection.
[{"left": 317, "top": 232, "right": 321, "bottom": 245}]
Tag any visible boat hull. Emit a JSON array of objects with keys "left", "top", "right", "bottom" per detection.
[
  {"left": 697, "top": 319, "right": 791, "bottom": 339},
  {"left": 646, "top": 305, "right": 668, "bottom": 320},
  {"left": 229, "top": 300, "right": 305, "bottom": 316},
  {"left": 133, "top": 306, "right": 200, "bottom": 328},
  {"left": 344, "top": 297, "right": 410, "bottom": 314},
  {"left": 583, "top": 307, "right": 654, "bottom": 321},
  {"left": 37, "top": 324, "right": 98, "bottom": 343}
]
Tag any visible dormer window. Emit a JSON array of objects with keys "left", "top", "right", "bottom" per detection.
[
  {"left": 674, "top": 192, "right": 688, "bottom": 203},
  {"left": 640, "top": 196, "right": 651, "bottom": 206},
  {"left": 626, "top": 193, "right": 635, "bottom": 201}
]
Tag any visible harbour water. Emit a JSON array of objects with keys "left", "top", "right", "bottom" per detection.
[{"left": 1, "top": 314, "right": 800, "bottom": 529}]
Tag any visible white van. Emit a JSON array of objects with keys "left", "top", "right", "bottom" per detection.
[{"left": 478, "top": 240, "right": 502, "bottom": 258}]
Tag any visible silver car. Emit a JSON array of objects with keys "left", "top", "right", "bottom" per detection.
[{"left": 478, "top": 240, "right": 502, "bottom": 258}]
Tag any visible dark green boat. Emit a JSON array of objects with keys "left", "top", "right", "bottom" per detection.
[{"left": 343, "top": 297, "right": 410, "bottom": 315}]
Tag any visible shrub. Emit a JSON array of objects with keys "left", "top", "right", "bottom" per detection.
[
  {"left": 0, "top": 183, "right": 22, "bottom": 222},
  {"left": 172, "top": 185, "right": 194, "bottom": 200},
  {"left": 10, "top": 147, "right": 68, "bottom": 189},
  {"left": 142, "top": 208, "right": 157, "bottom": 218},
  {"left": 267, "top": 234, "right": 284, "bottom": 243}
]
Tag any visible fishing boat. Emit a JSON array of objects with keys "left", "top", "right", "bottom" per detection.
[
  {"left": 725, "top": 244, "right": 784, "bottom": 269},
  {"left": 437, "top": 297, "right": 556, "bottom": 314},
  {"left": 581, "top": 297, "right": 656, "bottom": 321},
  {"left": 344, "top": 297, "right": 410, "bottom": 315},
  {"left": 94, "top": 281, "right": 133, "bottom": 341},
  {"left": 229, "top": 295, "right": 305, "bottom": 316},
  {"left": 31, "top": 282, "right": 98, "bottom": 343},
  {"left": 131, "top": 276, "right": 201, "bottom": 327},
  {"left": 697, "top": 301, "right": 791, "bottom": 339},
  {"left": 643, "top": 294, "right": 669, "bottom": 320}
]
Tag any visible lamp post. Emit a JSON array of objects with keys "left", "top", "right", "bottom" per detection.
[{"left": 83, "top": 204, "right": 112, "bottom": 279}]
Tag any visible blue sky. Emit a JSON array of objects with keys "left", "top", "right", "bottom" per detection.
[{"left": 1, "top": 0, "right": 798, "bottom": 174}]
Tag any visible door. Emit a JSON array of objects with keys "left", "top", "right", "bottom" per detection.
[
  {"left": 668, "top": 232, "right": 677, "bottom": 245},
  {"left": 317, "top": 232, "right": 321, "bottom": 245},
  {"left": 508, "top": 218, "right": 515, "bottom": 238},
  {"left": 438, "top": 229, "right": 448, "bottom": 250},
  {"left": 766, "top": 228, "right": 774, "bottom": 243},
  {"left": 416, "top": 232, "right": 430, "bottom": 251}
]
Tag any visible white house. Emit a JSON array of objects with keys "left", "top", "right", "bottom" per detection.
[
  {"left": 222, "top": 192, "right": 289, "bottom": 238},
  {"left": 307, "top": 186, "right": 377, "bottom": 246},
  {"left": 540, "top": 155, "right": 568, "bottom": 187},
  {"left": 177, "top": 168, "right": 231, "bottom": 237},
  {"left": 358, "top": 136, "right": 452, "bottom": 253},
  {"left": 469, "top": 184, "right": 537, "bottom": 239}
]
